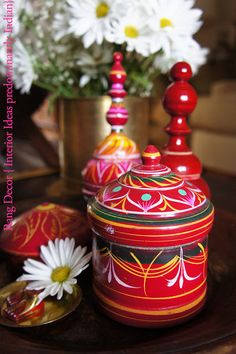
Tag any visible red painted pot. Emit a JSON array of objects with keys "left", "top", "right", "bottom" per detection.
[{"left": 88, "top": 145, "right": 214, "bottom": 328}]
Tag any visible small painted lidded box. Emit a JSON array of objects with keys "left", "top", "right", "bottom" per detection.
[{"left": 88, "top": 145, "right": 214, "bottom": 327}]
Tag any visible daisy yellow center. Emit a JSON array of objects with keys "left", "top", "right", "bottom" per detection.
[
  {"left": 96, "top": 2, "right": 109, "bottom": 18},
  {"left": 51, "top": 266, "right": 71, "bottom": 282},
  {"left": 160, "top": 18, "right": 173, "bottom": 28},
  {"left": 124, "top": 26, "right": 139, "bottom": 38}
]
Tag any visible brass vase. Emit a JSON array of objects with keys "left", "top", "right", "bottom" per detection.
[{"left": 57, "top": 96, "right": 149, "bottom": 194}]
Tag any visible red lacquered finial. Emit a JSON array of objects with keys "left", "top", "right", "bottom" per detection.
[
  {"left": 106, "top": 52, "right": 128, "bottom": 128},
  {"left": 170, "top": 61, "right": 192, "bottom": 81},
  {"left": 163, "top": 62, "right": 197, "bottom": 116},
  {"left": 110, "top": 52, "right": 126, "bottom": 84},
  {"left": 161, "top": 61, "right": 211, "bottom": 198},
  {"left": 142, "top": 145, "right": 161, "bottom": 166}
]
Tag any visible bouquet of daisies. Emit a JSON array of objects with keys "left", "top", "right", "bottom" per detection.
[{"left": 0, "top": 0, "right": 208, "bottom": 98}]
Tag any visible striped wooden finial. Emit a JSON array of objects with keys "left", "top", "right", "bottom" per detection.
[
  {"left": 142, "top": 145, "right": 161, "bottom": 166},
  {"left": 106, "top": 52, "right": 128, "bottom": 129}
]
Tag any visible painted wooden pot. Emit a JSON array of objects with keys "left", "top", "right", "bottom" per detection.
[{"left": 88, "top": 145, "right": 214, "bottom": 328}]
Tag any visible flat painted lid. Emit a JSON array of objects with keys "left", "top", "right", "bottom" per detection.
[{"left": 0, "top": 203, "right": 90, "bottom": 257}]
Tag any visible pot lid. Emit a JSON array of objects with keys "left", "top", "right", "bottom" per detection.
[
  {"left": 88, "top": 146, "right": 214, "bottom": 247},
  {"left": 0, "top": 203, "right": 90, "bottom": 257}
]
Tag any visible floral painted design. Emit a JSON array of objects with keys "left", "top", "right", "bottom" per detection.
[
  {"left": 167, "top": 247, "right": 201, "bottom": 289},
  {"left": 95, "top": 240, "right": 206, "bottom": 297},
  {"left": 102, "top": 250, "right": 139, "bottom": 289},
  {"left": 97, "top": 175, "right": 206, "bottom": 216}
]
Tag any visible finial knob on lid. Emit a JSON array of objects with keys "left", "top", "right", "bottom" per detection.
[
  {"left": 161, "top": 61, "right": 210, "bottom": 198},
  {"left": 106, "top": 52, "right": 128, "bottom": 128},
  {"left": 142, "top": 145, "right": 161, "bottom": 166}
]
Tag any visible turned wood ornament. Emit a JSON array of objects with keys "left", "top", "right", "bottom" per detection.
[
  {"left": 82, "top": 52, "right": 141, "bottom": 199},
  {"left": 161, "top": 62, "right": 210, "bottom": 198},
  {"left": 88, "top": 145, "right": 214, "bottom": 327}
]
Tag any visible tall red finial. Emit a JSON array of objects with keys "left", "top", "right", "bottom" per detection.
[
  {"left": 161, "top": 61, "right": 210, "bottom": 198},
  {"left": 106, "top": 52, "right": 128, "bottom": 129}
]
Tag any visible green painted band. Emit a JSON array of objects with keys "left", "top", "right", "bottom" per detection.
[
  {"left": 91, "top": 200, "right": 213, "bottom": 226},
  {"left": 130, "top": 172, "right": 178, "bottom": 183}
]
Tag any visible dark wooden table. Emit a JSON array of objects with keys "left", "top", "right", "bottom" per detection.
[{"left": 0, "top": 172, "right": 236, "bottom": 354}]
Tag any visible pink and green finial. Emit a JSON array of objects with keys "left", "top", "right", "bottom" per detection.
[{"left": 106, "top": 52, "right": 128, "bottom": 129}]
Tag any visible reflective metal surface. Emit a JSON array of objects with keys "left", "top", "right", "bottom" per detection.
[
  {"left": 0, "top": 281, "right": 82, "bottom": 327},
  {"left": 57, "top": 96, "right": 149, "bottom": 194}
]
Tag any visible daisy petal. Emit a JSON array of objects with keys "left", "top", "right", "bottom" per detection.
[
  {"left": 47, "top": 240, "right": 60, "bottom": 267},
  {"left": 23, "top": 265, "right": 51, "bottom": 277},
  {"left": 67, "top": 278, "right": 77, "bottom": 285},
  {"left": 37, "top": 286, "right": 53, "bottom": 303},
  {"left": 59, "top": 239, "right": 66, "bottom": 265},
  {"left": 57, "top": 284, "right": 64, "bottom": 300},
  {"left": 50, "top": 283, "right": 60, "bottom": 297},
  {"left": 63, "top": 282, "right": 73, "bottom": 294},
  {"left": 55, "top": 239, "right": 61, "bottom": 262},
  {"left": 17, "top": 274, "right": 51, "bottom": 281},
  {"left": 25, "top": 280, "right": 52, "bottom": 290},
  {"left": 64, "top": 238, "right": 70, "bottom": 259},
  {"left": 66, "top": 238, "right": 75, "bottom": 261},
  {"left": 70, "top": 246, "right": 86, "bottom": 268},
  {"left": 24, "top": 258, "right": 51, "bottom": 272},
  {"left": 70, "top": 263, "right": 89, "bottom": 278},
  {"left": 41, "top": 245, "right": 57, "bottom": 268},
  {"left": 74, "top": 251, "right": 92, "bottom": 270}
]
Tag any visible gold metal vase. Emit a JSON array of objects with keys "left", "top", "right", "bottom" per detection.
[{"left": 57, "top": 96, "right": 149, "bottom": 195}]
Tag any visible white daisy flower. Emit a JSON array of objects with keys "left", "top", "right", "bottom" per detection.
[
  {"left": 149, "top": 0, "right": 203, "bottom": 55},
  {"left": 67, "top": 0, "right": 118, "bottom": 48},
  {"left": 0, "top": 0, "right": 31, "bottom": 35},
  {"left": 50, "top": 2, "right": 72, "bottom": 41},
  {"left": 76, "top": 44, "right": 112, "bottom": 67},
  {"left": 154, "top": 38, "right": 209, "bottom": 75},
  {"left": 13, "top": 40, "right": 36, "bottom": 94},
  {"left": 76, "top": 44, "right": 113, "bottom": 87},
  {"left": 52, "top": 12, "right": 71, "bottom": 41},
  {"left": 17, "top": 238, "right": 92, "bottom": 303},
  {"left": 106, "top": 7, "right": 152, "bottom": 56}
]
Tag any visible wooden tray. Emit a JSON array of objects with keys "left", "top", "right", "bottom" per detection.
[{"left": 0, "top": 208, "right": 235, "bottom": 354}]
